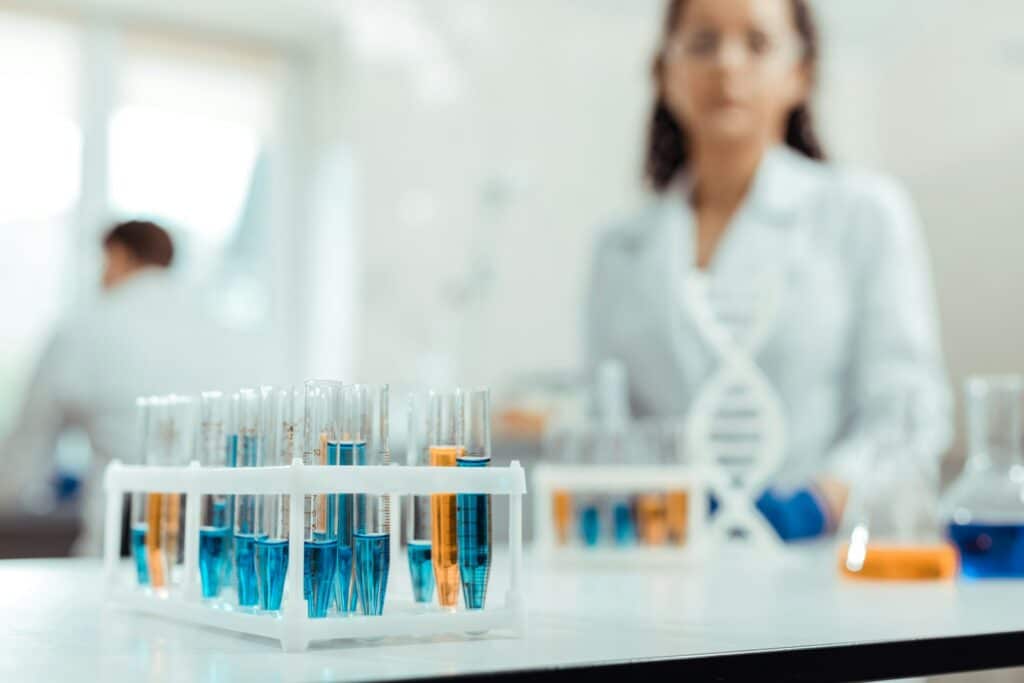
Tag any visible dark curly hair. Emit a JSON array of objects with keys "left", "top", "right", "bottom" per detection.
[{"left": 645, "top": 0, "right": 825, "bottom": 192}]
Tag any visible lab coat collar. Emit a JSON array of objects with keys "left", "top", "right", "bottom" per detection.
[{"left": 671, "top": 144, "right": 821, "bottom": 226}]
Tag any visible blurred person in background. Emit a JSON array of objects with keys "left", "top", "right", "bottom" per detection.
[
  {"left": 585, "top": 0, "right": 951, "bottom": 541},
  {"left": 0, "top": 220, "right": 251, "bottom": 556}
]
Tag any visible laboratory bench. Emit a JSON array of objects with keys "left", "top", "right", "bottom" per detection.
[{"left": 4, "top": 545, "right": 1024, "bottom": 682}]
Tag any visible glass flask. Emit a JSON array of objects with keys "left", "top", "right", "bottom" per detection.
[
  {"left": 838, "top": 399, "right": 957, "bottom": 581},
  {"left": 941, "top": 375, "right": 1024, "bottom": 578}
]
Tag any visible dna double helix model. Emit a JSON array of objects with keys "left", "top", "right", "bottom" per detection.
[{"left": 682, "top": 270, "right": 786, "bottom": 547}]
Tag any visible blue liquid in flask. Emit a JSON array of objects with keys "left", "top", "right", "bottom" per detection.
[
  {"left": 948, "top": 522, "right": 1024, "bottom": 578},
  {"left": 407, "top": 540, "right": 434, "bottom": 603},
  {"left": 304, "top": 539, "right": 338, "bottom": 618},
  {"left": 457, "top": 458, "right": 491, "bottom": 610},
  {"left": 355, "top": 532, "right": 390, "bottom": 615},
  {"left": 255, "top": 538, "right": 288, "bottom": 611},
  {"left": 613, "top": 500, "right": 635, "bottom": 545},
  {"left": 199, "top": 525, "right": 230, "bottom": 598},
  {"left": 131, "top": 523, "right": 148, "bottom": 585},
  {"left": 580, "top": 504, "right": 600, "bottom": 547},
  {"left": 234, "top": 532, "right": 262, "bottom": 606}
]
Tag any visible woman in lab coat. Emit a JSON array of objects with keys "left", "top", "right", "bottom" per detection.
[{"left": 585, "top": 0, "right": 951, "bottom": 539}]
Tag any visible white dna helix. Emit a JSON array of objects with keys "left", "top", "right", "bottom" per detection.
[{"left": 682, "top": 271, "right": 786, "bottom": 547}]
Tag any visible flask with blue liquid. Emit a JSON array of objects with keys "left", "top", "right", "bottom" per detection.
[{"left": 942, "top": 375, "right": 1024, "bottom": 579}]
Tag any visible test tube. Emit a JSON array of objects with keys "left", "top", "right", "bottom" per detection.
[
  {"left": 303, "top": 380, "right": 341, "bottom": 618},
  {"left": 457, "top": 389, "right": 492, "bottom": 609},
  {"left": 429, "top": 389, "right": 463, "bottom": 610},
  {"left": 577, "top": 426, "right": 601, "bottom": 547},
  {"left": 234, "top": 388, "right": 264, "bottom": 607},
  {"left": 635, "top": 421, "right": 668, "bottom": 546},
  {"left": 145, "top": 395, "right": 192, "bottom": 589},
  {"left": 197, "top": 391, "right": 232, "bottom": 599},
  {"left": 131, "top": 397, "right": 151, "bottom": 585},
  {"left": 405, "top": 393, "right": 434, "bottom": 603},
  {"left": 664, "top": 421, "right": 689, "bottom": 546},
  {"left": 255, "top": 385, "right": 299, "bottom": 611},
  {"left": 331, "top": 383, "right": 359, "bottom": 614},
  {"left": 353, "top": 384, "right": 392, "bottom": 616}
]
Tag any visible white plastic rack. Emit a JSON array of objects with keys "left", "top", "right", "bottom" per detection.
[
  {"left": 531, "top": 462, "right": 709, "bottom": 564},
  {"left": 102, "top": 459, "right": 528, "bottom": 651}
]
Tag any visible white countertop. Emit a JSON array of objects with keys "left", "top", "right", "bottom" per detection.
[{"left": 3, "top": 545, "right": 1024, "bottom": 682}]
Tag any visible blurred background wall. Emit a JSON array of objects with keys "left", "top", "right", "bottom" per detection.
[{"left": 1, "top": 0, "right": 1022, "bottom": 511}]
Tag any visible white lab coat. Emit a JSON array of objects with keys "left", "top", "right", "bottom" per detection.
[
  {"left": 585, "top": 145, "right": 952, "bottom": 490},
  {"left": 0, "top": 269, "right": 268, "bottom": 555}
]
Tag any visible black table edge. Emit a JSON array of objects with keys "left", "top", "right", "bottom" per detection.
[{"left": 373, "top": 631, "right": 1024, "bottom": 683}]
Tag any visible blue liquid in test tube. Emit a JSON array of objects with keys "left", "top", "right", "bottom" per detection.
[
  {"left": 355, "top": 532, "right": 390, "bottom": 614},
  {"left": 255, "top": 539, "right": 289, "bottom": 610},
  {"left": 580, "top": 504, "right": 600, "bottom": 547},
  {"left": 457, "top": 455, "right": 491, "bottom": 609},
  {"left": 613, "top": 499, "right": 635, "bottom": 545},
  {"left": 407, "top": 540, "right": 434, "bottom": 603},
  {"left": 304, "top": 538, "right": 338, "bottom": 617},
  {"left": 333, "top": 440, "right": 363, "bottom": 614},
  {"left": 199, "top": 525, "right": 230, "bottom": 598},
  {"left": 131, "top": 522, "right": 148, "bottom": 585}
]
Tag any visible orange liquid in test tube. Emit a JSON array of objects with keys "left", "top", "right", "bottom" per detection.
[
  {"left": 146, "top": 493, "right": 167, "bottom": 587},
  {"left": 665, "top": 491, "right": 689, "bottom": 545},
  {"left": 637, "top": 494, "right": 668, "bottom": 545},
  {"left": 430, "top": 445, "right": 462, "bottom": 609},
  {"left": 552, "top": 490, "right": 572, "bottom": 545},
  {"left": 840, "top": 543, "right": 958, "bottom": 580}
]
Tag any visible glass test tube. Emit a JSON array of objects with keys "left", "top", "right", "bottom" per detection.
[
  {"left": 353, "top": 384, "right": 391, "bottom": 616},
  {"left": 330, "top": 383, "right": 360, "bottom": 614},
  {"left": 145, "top": 395, "right": 192, "bottom": 589},
  {"left": 543, "top": 427, "right": 574, "bottom": 547},
  {"left": 131, "top": 397, "right": 151, "bottom": 586},
  {"left": 429, "top": 389, "right": 463, "bottom": 610},
  {"left": 304, "top": 380, "right": 341, "bottom": 618},
  {"left": 577, "top": 426, "right": 601, "bottom": 547},
  {"left": 255, "top": 386, "right": 299, "bottom": 611},
  {"left": 457, "top": 389, "right": 492, "bottom": 609},
  {"left": 405, "top": 393, "right": 435, "bottom": 603},
  {"left": 635, "top": 422, "right": 668, "bottom": 546},
  {"left": 234, "top": 388, "right": 264, "bottom": 607},
  {"left": 664, "top": 422, "right": 688, "bottom": 546},
  {"left": 197, "top": 391, "right": 232, "bottom": 599}
]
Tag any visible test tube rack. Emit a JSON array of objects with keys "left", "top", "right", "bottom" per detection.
[
  {"left": 102, "top": 458, "right": 528, "bottom": 652},
  {"left": 531, "top": 462, "right": 710, "bottom": 564}
]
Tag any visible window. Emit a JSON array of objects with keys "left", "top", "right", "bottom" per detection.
[{"left": 0, "top": 9, "right": 80, "bottom": 433}]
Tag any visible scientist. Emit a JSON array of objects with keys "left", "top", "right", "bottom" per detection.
[
  {"left": 1, "top": 221, "right": 253, "bottom": 555},
  {"left": 585, "top": 0, "right": 952, "bottom": 539}
]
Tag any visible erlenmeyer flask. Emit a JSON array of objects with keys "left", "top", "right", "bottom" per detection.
[
  {"left": 941, "top": 375, "right": 1024, "bottom": 578},
  {"left": 838, "top": 397, "right": 957, "bottom": 580}
]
